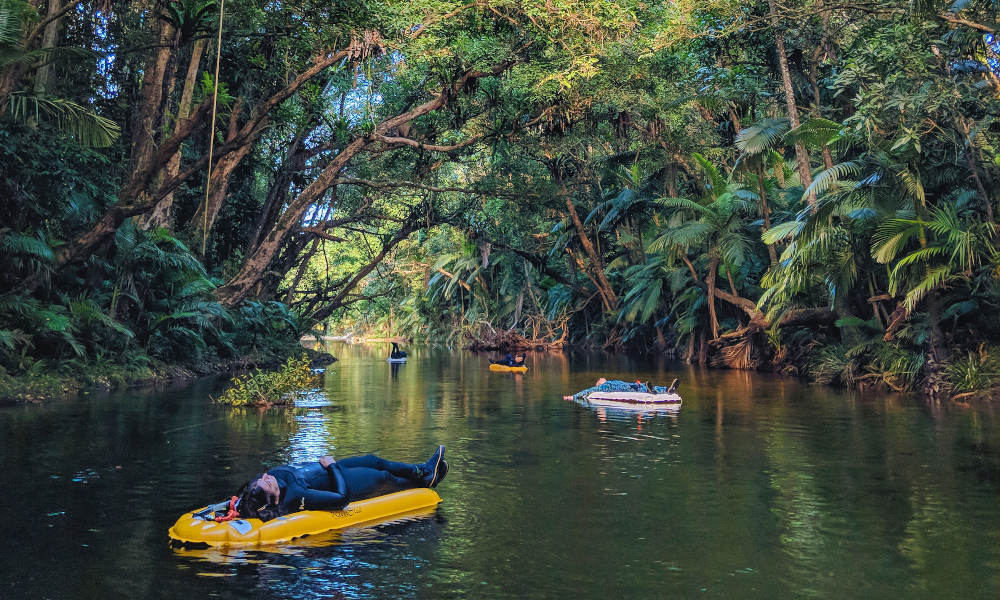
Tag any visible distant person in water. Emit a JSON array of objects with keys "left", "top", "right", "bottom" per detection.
[
  {"left": 493, "top": 352, "right": 513, "bottom": 366},
  {"left": 233, "top": 446, "right": 447, "bottom": 522},
  {"left": 563, "top": 378, "right": 678, "bottom": 401},
  {"left": 494, "top": 352, "right": 525, "bottom": 366},
  {"left": 390, "top": 342, "right": 407, "bottom": 359}
]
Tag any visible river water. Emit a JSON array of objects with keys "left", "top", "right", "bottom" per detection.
[{"left": 1, "top": 343, "right": 998, "bottom": 599}]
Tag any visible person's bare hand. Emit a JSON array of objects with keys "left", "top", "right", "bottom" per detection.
[{"left": 319, "top": 455, "right": 335, "bottom": 468}]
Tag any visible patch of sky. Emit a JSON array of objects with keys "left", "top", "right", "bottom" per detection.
[
  {"left": 299, "top": 54, "right": 404, "bottom": 224},
  {"left": 90, "top": 8, "right": 119, "bottom": 100},
  {"left": 986, "top": 34, "right": 999, "bottom": 75}
]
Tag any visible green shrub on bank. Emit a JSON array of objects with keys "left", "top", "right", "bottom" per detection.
[
  {"left": 944, "top": 348, "right": 1000, "bottom": 399},
  {"left": 215, "top": 355, "right": 318, "bottom": 407}
]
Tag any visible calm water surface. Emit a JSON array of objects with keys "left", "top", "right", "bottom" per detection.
[{"left": 1, "top": 344, "right": 999, "bottom": 599}]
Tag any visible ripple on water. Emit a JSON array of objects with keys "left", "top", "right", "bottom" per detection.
[{"left": 293, "top": 388, "right": 333, "bottom": 408}]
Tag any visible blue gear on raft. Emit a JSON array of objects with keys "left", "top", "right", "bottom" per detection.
[{"left": 570, "top": 378, "right": 682, "bottom": 406}]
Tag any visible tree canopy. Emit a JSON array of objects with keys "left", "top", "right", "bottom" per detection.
[{"left": 2, "top": 0, "right": 999, "bottom": 399}]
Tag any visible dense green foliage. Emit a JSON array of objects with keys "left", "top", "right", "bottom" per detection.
[
  {"left": 1, "top": 0, "right": 998, "bottom": 399},
  {"left": 215, "top": 354, "right": 318, "bottom": 406}
]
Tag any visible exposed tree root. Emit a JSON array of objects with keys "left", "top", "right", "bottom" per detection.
[{"left": 464, "top": 317, "right": 568, "bottom": 351}]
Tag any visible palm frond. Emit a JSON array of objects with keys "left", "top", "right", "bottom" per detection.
[
  {"left": 785, "top": 118, "right": 842, "bottom": 148},
  {"left": 803, "top": 161, "right": 861, "bottom": 199},
  {"left": 735, "top": 118, "right": 790, "bottom": 156},
  {"left": 900, "top": 266, "right": 954, "bottom": 312},
  {"left": 0, "top": 231, "right": 54, "bottom": 261},
  {"left": 692, "top": 152, "right": 725, "bottom": 198},
  {"left": 0, "top": 1, "right": 25, "bottom": 46},
  {"left": 893, "top": 246, "right": 945, "bottom": 269},
  {"left": 872, "top": 218, "right": 923, "bottom": 264},
  {"left": 762, "top": 220, "right": 803, "bottom": 245},
  {"left": 896, "top": 168, "right": 925, "bottom": 206},
  {"left": 657, "top": 197, "right": 714, "bottom": 216},
  {"left": 6, "top": 95, "right": 120, "bottom": 147},
  {"left": 647, "top": 222, "right": 712, "bottom": 252}
]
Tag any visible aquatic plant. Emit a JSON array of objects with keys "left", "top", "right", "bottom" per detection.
[{"left": 215, "top": 355, "right": 318, "bottom": 407}]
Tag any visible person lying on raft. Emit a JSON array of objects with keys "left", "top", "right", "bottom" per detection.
[
  {"left": 562, "top": 378, "right": 678, "bottom": 401},
  {"left": 493, "top": 353, "right": 526, "bottom": 366},
  {"left": 231, "top": 446, "right": 447, "bottom": 522},
  {"left": 389, "top": 342, "right": 407, "bottom": 359}
]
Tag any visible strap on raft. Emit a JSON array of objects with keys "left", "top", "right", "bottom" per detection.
[{"left": 213, "top": 496, "right": 240, "bottom": 522}]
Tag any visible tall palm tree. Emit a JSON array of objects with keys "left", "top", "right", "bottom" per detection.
[
  {"left": 734, "top": 117, "right": 791, "bottom": 264},
  {"left": 647, "top": 153, "right": 757, "bottom": 340}
]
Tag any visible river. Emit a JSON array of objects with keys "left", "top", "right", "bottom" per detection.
[{"left": 1, "top": 343, "right": 998, "bottom": 598}]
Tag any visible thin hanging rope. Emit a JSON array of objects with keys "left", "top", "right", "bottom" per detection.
[{"left": 202, "top": 0, "right": 225, "bottom": 256}]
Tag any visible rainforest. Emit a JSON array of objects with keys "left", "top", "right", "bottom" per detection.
[{"left": 2, "top": 0, "right": 999, "bottom": 401}]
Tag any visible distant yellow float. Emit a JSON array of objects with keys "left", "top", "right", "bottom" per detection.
[
  {"left": 168, "top": 488, "right": 441, "bottom": 547},
  {"left": 489, "top": 363, "right": 527, "bottom": 373}
]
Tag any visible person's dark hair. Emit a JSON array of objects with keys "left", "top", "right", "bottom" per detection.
[{"left": 237, "top": 473, "right": 286, "bottom": 522}]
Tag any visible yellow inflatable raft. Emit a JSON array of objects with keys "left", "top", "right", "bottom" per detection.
[
  {"left": 168, "top": 488, "right": 441, "bottom": 547},
  {"left": 489, "top": 363, "right": 527, "bottom": 373}
]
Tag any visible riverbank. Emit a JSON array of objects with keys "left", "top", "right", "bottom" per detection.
[
  {"left": 318, "top": 332, "right": 999, "bottom": 402},
  {"left": 0, "top": 345, "right": 336, "bottom": 404}
]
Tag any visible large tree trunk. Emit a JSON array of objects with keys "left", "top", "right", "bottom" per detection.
[
  {"left": 189, "top": 142, "right": 253, "bottom": 249},
  {"left": 0, "top": 1, "right": 82, "bottom": 108},
  {"left": 706, "top": 254, "right": 720, "bottom": 339},
  {"left": 129, "top": 19, "right": 176, "bottom": 187},
  {"left": 808, "top": 48, "right": 835, "bottom": 171},
  {"left": 767, "top": 0, "right": 815, "bottom": 210},
  {"left": 188, "top": 104, "right": 256, "bottom": 247},
  {"left": 216, "top": 135, "right": 369, "bottom": 306},
  {"left": 756, "top": 167, "right": 778, "bottom": 264},
  {"left": 247, "top": 131, "right": 309, "bottom": 252},
  {"left": 284, "top": 238, "right": 321, "bottom": 304},
  {"left": 140, "top": 38, "right": 206, "bottom": 230},
  {"left": 33, "top": 0, "right": 62, "bottom": 94},
  {"left": 55, "top": 100, "right": 213, "bottom": 265}
]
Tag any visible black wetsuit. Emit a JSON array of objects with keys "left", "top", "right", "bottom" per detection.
[{"left": 268, "top": 455, "right": 423, "bottom": 513}]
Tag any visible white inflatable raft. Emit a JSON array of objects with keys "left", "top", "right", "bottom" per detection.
[{"left": 584, "top": 390, "right": 682, "bottom": 407}]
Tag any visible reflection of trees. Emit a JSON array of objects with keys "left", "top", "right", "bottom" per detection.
[
  {"left": 762, "top": 424, "right": 827, "bottom": 590},
  {"left": 7, "top": 341, "right": 1000, "bottom": 596}
]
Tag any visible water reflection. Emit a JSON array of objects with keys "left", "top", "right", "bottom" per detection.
[
  {"left": 389, "top": 362, "right": 403, "bottom": 378},
  {"left": 570, "top": 397, "right": 681, "bottom": 432},
  {"left": 1, "top": 344, "right": 1000, "bottom": 599}
]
